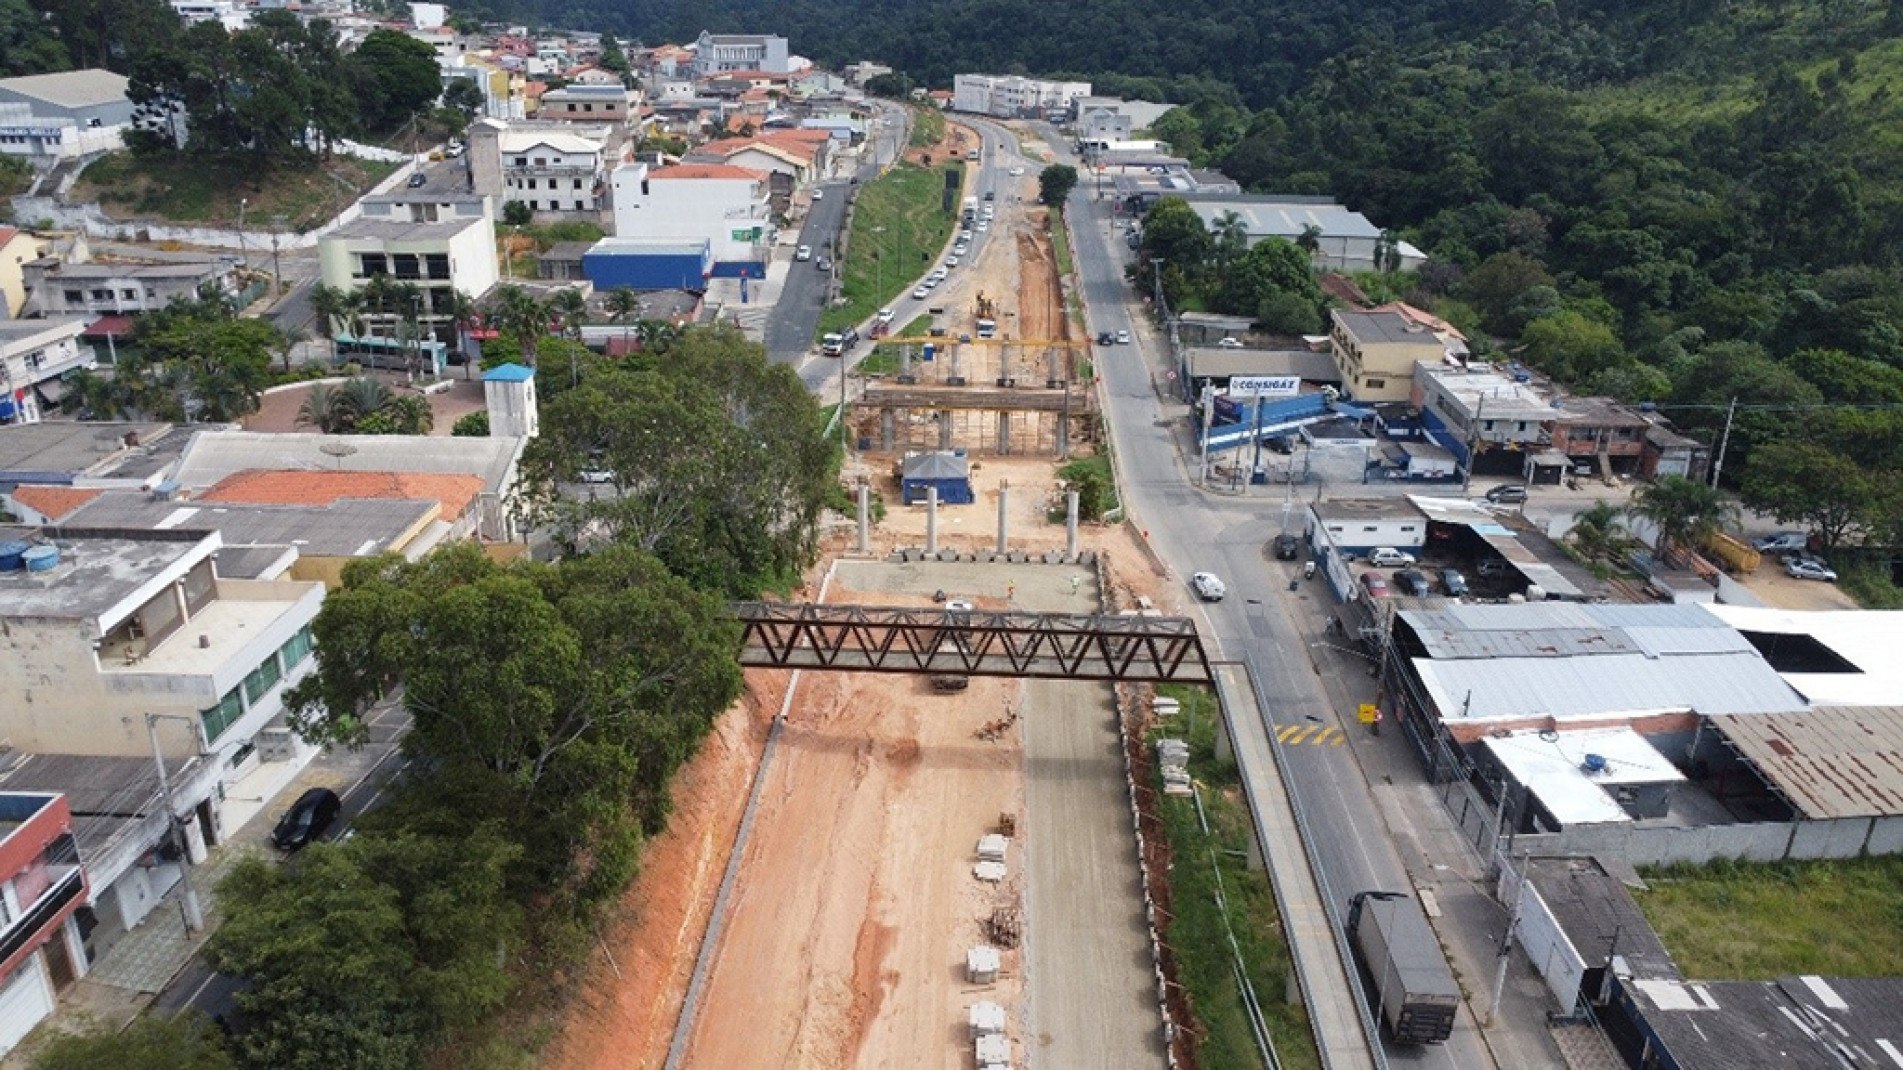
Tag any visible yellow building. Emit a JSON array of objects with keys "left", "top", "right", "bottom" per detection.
[
  {"left": 1328, "top": 309, "right": 1449, "bottom": 403},
  {"left": 0, "top": 227, "right": 49, "bottom": 319}
]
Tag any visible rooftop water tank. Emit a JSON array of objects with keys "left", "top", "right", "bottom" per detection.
[
  {"left": 0, "top": 541, "right": 28, "bottom": 572},
  {"left": 22, "top": 545, "right": 59, "bottom": 573},
  {"left": 1581, "top": 753, "right": 1609, "bottom": 775}
]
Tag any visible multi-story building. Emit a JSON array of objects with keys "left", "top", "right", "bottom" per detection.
[
  {"left": 0, "top": 792, "right": 87, "bottom": 1057},
  {"left": 0, "top": 227, "right": 48, "bottom": 319},
  {"left": 535, "top": 83, "right": 637, "bottom": 123},
  {"left": 1328, "top": 309, "right": 1448, "bottom": 404},
  {"left": 0, "top": 70, "right": 134, "bottom": 163},
  {"left": 0, "top": 318, "right": 93, "bottom": 425},
  {"left": 610, "top": 162, "right": 771, "bottom": 268},
  {"left": 466, "top": 119, "right": 615, "bottom": 220},
  {"left": 169, "top": 0, "right": 249, "bottom": 29},
  {"left": 318, "top": 195, "right": 499, "bottom": 370},
  {"left": 691, "top": 32, "right": 791, "bottom": 77},
  {"left": 21, "top": 257, "right": 234, "bottom": 318},
  {"left": 951, "top": 74, "right": 1092, "bottom": 119}
]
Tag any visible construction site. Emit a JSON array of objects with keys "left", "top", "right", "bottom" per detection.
[{"left": 543, "top": 156, "right": 1170, "bottom": 1069}]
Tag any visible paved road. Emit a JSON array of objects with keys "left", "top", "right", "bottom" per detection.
[
  {"left": 1038, "top": 123, "right": 1506, "bottom": 1069},
  {"left": 763, "top": 181, "right": 850, "bottom": 365}
]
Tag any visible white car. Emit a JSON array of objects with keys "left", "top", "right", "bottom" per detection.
[
  {"left": 1009, "top": 166, "right": 1025, "bottom": 176},
  {"left": 1217, "top": 337, "right": 1243, "bottom": 348},
  {"left": 912, "top": 285, "right": 930, "bottom": 299},
  {"left": 1365, "top": 548, "right": 1417, "bottom": 568},
  {"left": 795, "top": 245, "right": 812, "bottom": 262},
  {"left": 811, "top": 188, "right": 824, "bottom": 200},
  {"left": 1190, "top": 572, "right": 1226, "bottom": 602},
  {"left": 579, "top": 468, "right": 614, "bottom": 485},
  {"left": 977, "top": 221, "right": 989, "bottom": 232},
  {"left": 954, "top": 243, "right": 969, "bottom": 255},
  {"left": 946, "top": 256, "right": 960, "bottom": 268},
  {"left": 1785, "top": 556, "right": 1838, "bottom": 582},
  {"left": 876, "top": 308, "right": 895, "bottom": 325},
  {"left": 1114, "top": 329, "right": 1130, "bottom": 344}
]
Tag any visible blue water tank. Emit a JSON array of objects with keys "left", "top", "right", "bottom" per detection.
[
  {"left": 0, "top": 541, "right": 27, "bottom": 572},
  {"left": 1581, "top": 753, "right": 1608, "bottom": 774},
  {"left": 22, "top": 545, "right": 59, "bottom": 572}
]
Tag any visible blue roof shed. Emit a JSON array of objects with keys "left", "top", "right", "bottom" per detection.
[{"left": 900, "top": 451, "right": 973, "bottom": 505}]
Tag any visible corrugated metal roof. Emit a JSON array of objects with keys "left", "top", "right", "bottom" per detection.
[
  {"left": 1415, "top": 652, "right": 1805, "bottom": 722},
  {"left": 1709, "top": 707, "right": 1903, "bottom": 819}
]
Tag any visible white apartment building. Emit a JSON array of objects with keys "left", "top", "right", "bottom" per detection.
[
  {"left": 691, "top": 32, "right": 791, "bottom": 77},
  {"left": 952, "top": 74, "right": 1092, "bottom": 118},
  {"left": 318, "top": 196, "right": 499, "bottom": 369},
  {"left": 0, "top": 319, "right": 93, "bottom": 425},
  {"left": 467, "top": 119, "right": 615, "bottom": 219},
  {"left": 610, "top": 162, "right": 771, "bottom": 264}
]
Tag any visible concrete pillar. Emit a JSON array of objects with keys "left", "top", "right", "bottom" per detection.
[
  {"left": 996, "top": 411, "right": 1011, "bottom": 455},
  {"left": 937, "top": 410, "right": 952, "bottom": 449},
  {"left": 1065, "top": 490, "right": 1079, "bottom": 559},
  {"left": 856, "top": 481, "right": 871, "bottom": 554},
  {"left": 1046, "top": 347, "right": 1062, "bottom": 389},
  {"left": 996, "top": 479, "right": 1009, "bottom": 554},
  {"left": 880, "top": 409, "right": 895, "bottom": 451},
  {"left": 1055, "top": 412, "right": 1070, "bottom": 457},
  {"left": 925, "top": 486, "right": 939, "bottom": 555}
]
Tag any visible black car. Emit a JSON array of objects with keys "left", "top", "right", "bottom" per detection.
[
  {"left": 1273, "top": 532, "right": 1301, "bottom": 560},
  {"left": 1096, "top": 331, "right": 1115, "bottom": 345},
  {"left": 271, "top": 787, "right": 342, "bottom": 851},
  {"left": 1485, "top": 484, "right": 1528, "bottom": 504},
  {"left": 1395, "top": 568, "right": 1432, "bottom": 597},
  {"left": 406, "top": 171, "right": 427, "bottom": 188}
]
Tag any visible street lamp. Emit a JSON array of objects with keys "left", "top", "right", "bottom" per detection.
[{"left": 145, "top": 713, "right": 205, "bottom": 932}]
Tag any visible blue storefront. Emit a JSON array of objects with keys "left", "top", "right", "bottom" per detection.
[{"left": 583, "top": 238, "right": 714, "bottom": 292}]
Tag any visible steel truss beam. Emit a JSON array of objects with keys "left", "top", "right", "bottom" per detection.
[{"left": 733, "top": 602, "right": 1214, "bottom": 684}]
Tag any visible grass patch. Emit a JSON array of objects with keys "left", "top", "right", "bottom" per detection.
[
  {"left": 72, "top": 151, "right": 397, "bottom": 232},
  {"left": 1054, "top": 453, "right": 1120, "bottom": 521},
  {"left": 1149, "top": 685, "right": 1321, "bottom": 1070},
  {"left": 1635, "top": 856, "right": 1903, "bottom": 979},
  {"left": 1050, "top": 206, "right": 1074, "bottom": 277},
  {"left": 908, "top": 104, "right": 946, "bottom": 149},
  {"left": 818, "top": 163, "right": 961, "bottom": 339},
  {"left": 1839, "top": 562, "right": 1903, "bottom": 609}
]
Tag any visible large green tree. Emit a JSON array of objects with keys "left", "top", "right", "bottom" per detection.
[
  {"left": 1740, "top": 439, "right": 1891, "bottom": 552},
  {"left": 350, "top": 29, "right": 444, "bottom": 132},
  {"left": 32, "top": 1015, "right": 232, "bottom": 1070},
  {"left": 0, "top": 0, "right": 68, "bottom": 75},
  {"left": 1629, "top": 475, "right": 1737, "bottom": 561},
  {"left": 1038, "top": 163, "right": 1078, "bottom": 207}
]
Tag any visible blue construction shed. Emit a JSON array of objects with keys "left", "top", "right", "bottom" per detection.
[
  {"left": 900, "top": 451, "right": 974, "bottom": 505},
  {"left": 583, "top": 238, "right": 713, "bottom": 292}
]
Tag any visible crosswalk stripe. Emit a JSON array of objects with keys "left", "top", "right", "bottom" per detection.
[{"left": 1277, "top": 725, "right": 1302, "bottom": 743}]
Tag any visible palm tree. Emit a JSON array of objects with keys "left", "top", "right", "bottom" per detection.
[
  {"left": 335, "top": 376, "right": 394, "bottom": 432},
  {"left": 1629, "top": 475, "right": 1737, "bottom": 563},
  {"left": 276, "top": 325, "right": 307, "bottom": 374},
  {"left": 493, "top": 285, "right": 546, "bottom": 366},
  {"left": 310, "top": 283, "right": 350, "bottom": 362},
  {"left": 605, "top": 287, "right": 641, "bottom": 350},
  {"left": 1296, "top": 223, "right": 1323, "bottom": 257},
  {"left": 1211, "top": 210, "right": 1248, "bottom": 269},
  {"left": 297, "top": 381, "right": 345, "bottom": 432},
  {"left": 549, "top": 287, "right": 588, "bottom": 343},
  {"left": 1569, "top": 500, "right": 1627, "bottom": 563},
  {"left": 441, "top": 289, "right": 480, "bottom": 378}
]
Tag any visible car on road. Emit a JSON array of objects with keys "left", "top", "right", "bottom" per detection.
[
  {"left": 1359, "top": 571, "right": 1392, "bottom": 599},
  {"left": 1439, "top": 568, "right": 1469, "bottom": 597},
  {"left": 815, "top": 256, "right": 832, "bottom": 271},
  {"left": 944, "top": 599, "right": 975, "bottom": 612},
  {"left": 984, "top": 190, "right": 996, "bottom": 201},
  {"left": 811, "top": 188, "right": 824, "bottom": 200},
  {"left": 977, "top": 221, "right": 989, "bottom": 232},
  {"left": 1096, "top": 331, "right": 1115, "bottom": 345},
  {"left": 406, "top": 171, "right": 427, "bottom": 188},
  {"left": 1273, "top": 532, "right": 1301, "bottom": 560},
  {"left": 1395, "top": 568, "right": 1432, "bottom": 597},
  {"left": 1484, "top": 484, "right": 1528, "bottom": 504},
  {"left": 877, "top": 308, "right": 895, "bottom": 325},
  {"left": 1114, "top": 329, "right": 1130, "bottom": 344},
  {"left": 1785, "top": 555, "right": 1838, "bottom": 582},
  {"left": 954, "top": 243, "right": 969, "bottom": 255},
  {"left": 1009, "top": 166, "right": 1025, "bottom": 176},
  {"left": 272, "top": 787, "right": 342, "bottom": 852},
  {"left": 1217, "top": 336, "right": 1244, "bottom": 348},
  {"left": 947, "top": 256, "right": 960, "bottom": 268},
  {"left": 579, "top": 468, "right": 614, "bottom": 484},
  {"left": 1365, "top": 547, "right": 1416, "bottom": 568},
  {"left": 1190, "top": 571, "right": 1227, "bottom": 602},
  {"left": 912, "top": 285, "right": 930, "bottom": 299},
  {"left": 796, "top": 245, "right": 812, "bottom": 261}
]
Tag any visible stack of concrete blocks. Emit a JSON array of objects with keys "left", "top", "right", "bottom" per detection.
[
  {"left": 974, "top": 1031, "right": 1011, "bottom": 1069},
  {"left": 1156, "top": 738, "right": 1192, "bottom": 797},
  {"left": 974, "top": 832, "right": 1009, "bottom": 881},
  {"left": 966, "top": 944, "right": 1001, "bottom": 984},
  {"left": 1151, "top": 695, "right": 1181, "bottom": 719},
  {"left": 967, "top": 1000, "right": 1006, "bottom": 1040}
]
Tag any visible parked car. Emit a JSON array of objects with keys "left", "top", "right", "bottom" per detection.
[
  {"left": 1217, "top": 336, "right": 1244, "bottom": 349},
  {"left": 929, "top": 674, "right": 970, "bottom": 692},
  {"left": 1474, "top": 558, "right": 1509, "bottom": 578},
  {"left": 1753, "top": 531, "right": 1810, "bottom": 553},
  {"left": 877, "top": 308, "right": 896, "bottom": 325},
  {"left": 796, "top": 245, "right": 812, "bottom": 262},
  {"left": 1190, "top": 571, "right": 1227, "bottom": 601},
  {"left": 977, "top": 221, "right": 989, "bottom": 231},
  {"left": 815, "top": 256, "right": 832, "bottom": 271},
  {"left": 984, "top": 190, "right": 996, "bottom": 201},
  {"left": 1114, "top": 329, "right": 1131, "bottom": 344},
  {"left": 1359, "top": 572, "right": 1392, "bottom": 599},
  {"left": 1395, "top": 568, "right": 1432, "bottom": 597},
  {"left": 272, "top": 787, "right": 342, "bottom": 851},
  {"left": 1439, "top": 568, "right": 1469, "bottom": 597},
  {"left": 1785, "top": 556, "right": 1838, "bottom": 582},
  {"left": 1485, "top": 484, "right": 1528, "bottom": 504},
  {"left": 1096, "top": 331, "right": 1115, "bottom": 345},
  {"left": 811, "top": 188, "right": 825, "bottom": 200},
  {"left": 1273, "top": 532, "right": 1301, "bottom": 560},
  {"left": 1366, "top": 547, "right": 1416, "bottom": 568},
  {"left": 406, "top": 171, "right": 428, "bottom": 188},
  {"left": 912, "top": 285, "right": 930, "bottom": 299}
]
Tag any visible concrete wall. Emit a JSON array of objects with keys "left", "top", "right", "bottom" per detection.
[{"left": 1515, "top": 814, "right": 1903, "bottom": 867}]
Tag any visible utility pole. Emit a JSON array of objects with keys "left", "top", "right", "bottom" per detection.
[
  {"left": 145, "top": 714, "right": 204, "bottom": 933},
  {"left": 1150, "top": 257, "right": 1165, "bottom": 324},
  {"left": 235, "top": 197, "right": 250, "bottom": 276},
  {"left": 269, "top": 215, "right": 284, "bottom": 297},
  {"left": 1710, "top": 395, "right": 1738, "bottom": 489},
  {"left": 1463, "top": 393, "right": 1486, "bottom": 495},
  {"left": 1486, "top": 852, "right": 1528, "bottom": 1027}
]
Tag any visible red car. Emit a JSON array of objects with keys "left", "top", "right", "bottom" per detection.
[{"left": 1359, "top": 571, "right": 1391, "bottom": 599}]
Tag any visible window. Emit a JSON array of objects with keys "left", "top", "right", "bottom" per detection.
[
  {"left": 63, "top": 289, "right": 82, "bottom": 304},
  {"left": 573, "top": 178, "right": 582, "bottom": 189},
  {"left": 121, "top": 288, "right": 137, "bottom": 300},
  {"left": 201, "top": 687, "right": 245, "bottom": 743},
  {"left": 513, "top": 156, "right": 528, "bottom": 167},
  {"left": 1363, "top": 525, "right": 1377, "bottom": 532},
  {"left": 1366, "top": 378, "right": 1386, "bottom": 389},
  {"left": 243, "top": 652, "right": 283, "bottom": 705},
  {"left": 90, "top": 288, "right": 112, "bottom": 300}
]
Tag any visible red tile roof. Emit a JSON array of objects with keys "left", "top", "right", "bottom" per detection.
[
  {"left": 651, "top": 164, "right": 767, "bottom": 181},
  {"left": 9, "top": 485, "right": 101, "bottom": 522},
  {"left": 0, "top": 226, "right": 18, "bottom": 248},
  {"left": 199, "top": 470, "right": 483, "bottom": 517}
]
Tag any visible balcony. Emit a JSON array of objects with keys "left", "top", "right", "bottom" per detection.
[
  {"left": 101, "top": 579, "right": 323, "bottom": 705},
  {"left": 510, "top": 162, "right": 602, "bottom": 179}
]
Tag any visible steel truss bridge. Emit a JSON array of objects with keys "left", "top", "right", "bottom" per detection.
[{"left": 733, "top": 602, "right": 1214, "bottom": 684}]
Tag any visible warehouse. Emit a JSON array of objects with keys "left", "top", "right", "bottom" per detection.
[{"left": 582, "top": 237, "right": 713, "bottom": 292}]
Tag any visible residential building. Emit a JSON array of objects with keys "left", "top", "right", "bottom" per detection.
[
  {"left": 841, "top": 61, "right": 892, "bottom": 87},
  {"left": 0, "top": 70, "right": 133, "bottom": 162},
  {"left": 609, "top": 162, "right": 771, "bottom": 268},
  {"left": 21, "top": 256, "right": 234, "bottom": 318},
  {"left": 1077, "top": 108, "right": 1133, "bottom": 142},
  {"left": 1413, "top": 362, "right": 1672, "bottom": 480},
  {"left": 535, "top": 83, "right": 637, "bottom": 123},
  {"left": 443, "top": 59, "right": 525, "bottom": 121},
  {"left": 169, "top": 0, "right": 249, "bottom": 29},
  {"left": 1329, "top": 309, "right": 1448, "bottom": 403},
  {"left": 691, "top": 31, "right": 791, "bottom": 77},
  {"left": 1179, "top": 195, "right": 1428, "bottom": 273},
  {"left": 685, "top": 131, "right": 827, "bottom": 208},
  {"left": 467, "top": 119, "right": 614, "bottom": 218},
  {"left": 0, "top": 792, "right": 87, "bottom": 1057},
  {"left": 0, "top": 319, "right": 93, "bottom": 425},
  {"left": 0, "top": 227, "right": 49, "bottom": 319},
  {"left": 0, "top": 527, "right": 325, "bottom": 939},
  {"left": 317, "top": 196, "right": 499, "bottom": 368},
  {"left": 951, "top": 74, "right": 1091, "bottom": 119},
  {"left": 0, "top": 420, "right": 187, "bottom": 495},
  {"left": 644, "top": 44, "right": 695, "bottom": 79},
  {"left": 1307, "top": 498, "right": 1428, "bottom": 557}
]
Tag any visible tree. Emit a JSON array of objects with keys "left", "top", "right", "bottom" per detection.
[
  {"left": 1629, "top": 475, "right": 1737, "bottom": 561},
  {"left": 1037, "top": 164, "right": 1078, "bottom": 207},
  {"left": 32, "top": 1014, "right": 233, "bottom": 1070},
  {"left": 1460, "top": 251, "right": 1554, "bottom": 332},
  {"left": 502, "top": 200, "right": 533, "bottom": 227},
  {"left": 1218, "top": 236, "right": 1318, "bottom": 320},
  {"left": 1568, "top": 501, "right": 1628, "bottom": 563},
  {"left": 349, "top": 29, "right": 442, "bottom": 131},
  {"left": 90, "top": 298, "right": 282, "bottom": 421},
  {"left": 491, "top": 284, "right": 547, "bottom": 366},
  {"left": 605, "top": 287, "right": 642, "bottom": 349},
  {"left": 451, "top": 410, "right": 489, "bottom": 436},
  {"left": 1740, "top": 439, "right": 1887, "bottom": 551},
  {"left": 863, "top": 72, "right": 913, "bottom": 98},
  {"left": 1518, "top": 310, "right": 1624, "bottom": 383},
  {"left": 1258, "top": 290, "right": 1322, "bottom": 335},
  {"left": 297, "top": 376, "right": 431, "bottom": 435},
  {"left": 310, "top": 283, "right": 350, "bottom": 362},
  {"left": 441, "top": 76, "right": 485, "bottom": 118},
  {"left": 0, "top": 0, "right": 70, "bottom": 76}
]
